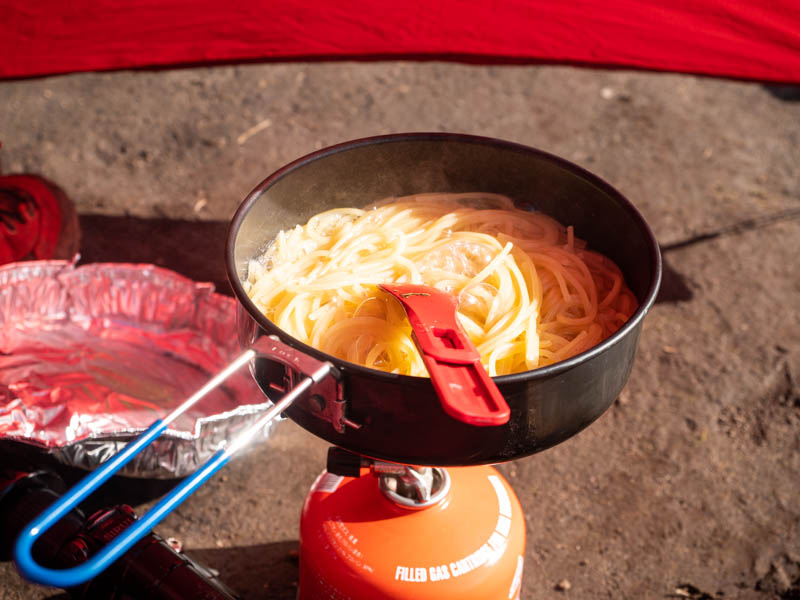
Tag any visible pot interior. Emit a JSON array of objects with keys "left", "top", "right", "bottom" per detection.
[{"left": 232, "top": 135, "right": 657, "bottom": 305}]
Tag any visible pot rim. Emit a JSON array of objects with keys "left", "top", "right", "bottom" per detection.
[{"left": 226, "top": 132, "right": 662, "bottom": 385}]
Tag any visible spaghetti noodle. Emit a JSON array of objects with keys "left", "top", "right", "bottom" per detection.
[{"left": 245, "top": 193, "right": 637, "bottom": 376}]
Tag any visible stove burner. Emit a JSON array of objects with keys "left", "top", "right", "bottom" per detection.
[
  {"left": 326, "top": 447, "right": 451, "bottom": 508},
  {"left": 377, "top": 464, "right": 451, "bottom": 509}
]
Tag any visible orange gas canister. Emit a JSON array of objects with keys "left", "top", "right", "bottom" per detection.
[{"left": 298, "top": 464, "right": 525, "bottom": 600}]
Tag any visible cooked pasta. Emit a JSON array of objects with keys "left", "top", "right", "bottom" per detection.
[{"left": 245, "top": 193, "right": 637, "bottom": 376}]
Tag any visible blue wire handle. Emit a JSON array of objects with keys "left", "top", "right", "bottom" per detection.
[
  {"left": 13, "top": 419, "right": 230, "bottom": 588},
  {"left": 13, "top": 338, "right": 334, "bottom": 589}
]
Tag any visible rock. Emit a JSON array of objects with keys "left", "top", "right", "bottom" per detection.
[{"left": 555, "top": 579, "right": 572, "bottom": 591}]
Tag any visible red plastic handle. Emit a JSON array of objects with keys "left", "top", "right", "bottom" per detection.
[{"left": 380, "top": 283, "right": 510, "bottom": 427}]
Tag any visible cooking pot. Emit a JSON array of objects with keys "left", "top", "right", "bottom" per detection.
[{"left": 227, "top": 132, "right": 662, "bottom": 466}]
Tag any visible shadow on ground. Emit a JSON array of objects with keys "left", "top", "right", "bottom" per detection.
[
  {"left": 186, "top": 541, "right": 300, "bottom": 600},
  {"left": 78, "top": 215, "right": 231, "bottom": 295},
  {"left": 36, "top": 541, "right": 299, "bottom": 600}
]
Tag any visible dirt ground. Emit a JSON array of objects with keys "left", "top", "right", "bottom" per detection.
[{"left": 1, "top": 62, "right": 799, "bottom": 599}]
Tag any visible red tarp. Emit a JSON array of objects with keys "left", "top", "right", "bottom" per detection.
[{"left": 1, "top": 0, "right": 799, "bottom": 82}]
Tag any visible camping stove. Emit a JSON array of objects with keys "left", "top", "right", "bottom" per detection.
[{"left": 298, "top": 448, "right": 525, "bottom": 600}]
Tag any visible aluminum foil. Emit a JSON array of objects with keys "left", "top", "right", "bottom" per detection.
[{"left": 0, "top": 260, "right": 275, "bottom": 478}]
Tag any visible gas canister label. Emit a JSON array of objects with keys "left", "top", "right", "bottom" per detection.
[
  {"left": 394, "top": 566, "right": 429, "bottom": 582},
  {"left": 312, "top": 472, "right": 344, "bottom": 494},
  {"left": 446, "top": 475, "right": 512, "bottom": 578},
  {"left": 488, "top": 475, "right": 513, "bottom": 518},
  {"left": 393, "top": 474, "right": 517, "bottom": 583},
  {"left": 508, "top": 554, "right": 524, "bottom": 599}
]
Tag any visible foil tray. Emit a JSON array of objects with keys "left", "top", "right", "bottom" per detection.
[{"left": 0, "top": 260, "right": 274, "bottom": 478}]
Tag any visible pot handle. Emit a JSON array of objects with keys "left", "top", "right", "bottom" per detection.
[{"left": 14, "top": 341, "right": 335, "bottom": 589}]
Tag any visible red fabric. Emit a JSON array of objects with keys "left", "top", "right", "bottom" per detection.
[
  {"left": 1, "top": 1, "right": 799, "bottom": 82},
  {"left": 0, "top": 175, "right": 63, "bottom": 264}
]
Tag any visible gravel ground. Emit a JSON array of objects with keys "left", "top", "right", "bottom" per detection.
[{"left": 1, "top": 62, "right": 799, "bottom": 599}]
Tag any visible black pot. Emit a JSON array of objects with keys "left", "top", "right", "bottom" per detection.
[{"left": 226, "top": 133, "right": 661, "bottom": 466}]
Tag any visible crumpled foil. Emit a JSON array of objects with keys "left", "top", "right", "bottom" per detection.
[{"left": 0, "top": 260, "right": 274, "bottom": 478}]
